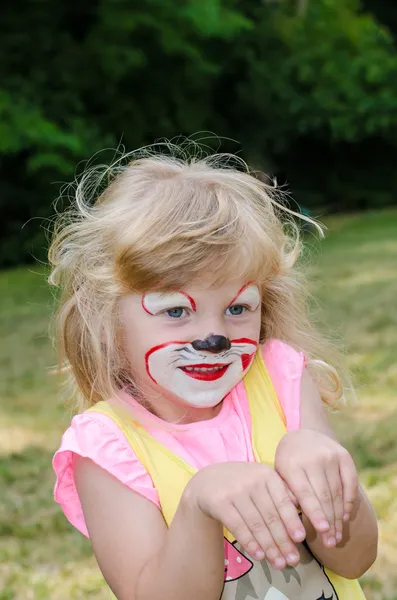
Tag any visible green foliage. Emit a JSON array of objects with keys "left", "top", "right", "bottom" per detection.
[
  {"left": 281, "top": 2, "right": 397, "bottom": 142},
  {"left": 1, "top": 0, "right": 397, "bottom": 265},
  {"left": 229, "top": 0, "right": 397, "bottom": 146}
]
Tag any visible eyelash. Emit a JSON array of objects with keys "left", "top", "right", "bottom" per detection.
[{"left": 162, "top": 304, "right": 252, "bottom": 319}]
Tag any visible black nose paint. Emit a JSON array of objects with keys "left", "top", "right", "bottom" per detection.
[{"left": 191, "top": 334, "right": 231, "bottom": 354}]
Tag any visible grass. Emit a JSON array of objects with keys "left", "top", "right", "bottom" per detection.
[{"left": 1, "top": 208, "right": 397, "bottom": 599}]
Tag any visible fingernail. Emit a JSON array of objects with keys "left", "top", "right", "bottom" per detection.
[
  {"left": 336, "top": 532, "right": 342, "bottom": 543},
  {"left": 327, "top": 537, "right": 336, "bottom": 547},
  {"left": 343, "top": 513, "right": 350, "bottom": 522},
  {"left": 319, "top": 520, "right": 330, "bottom": 530},
  {"left": 287, "top": 553, "right": 299, "bottom": 563},
  {"left": 293, "top": 529, "right": 305, "bottom": 541},
  {"left": 274, "top": 558, "right": 286, "bottom": 569},
  {"left": 255, "top": 550, "right": 265, "bottom": 560}
]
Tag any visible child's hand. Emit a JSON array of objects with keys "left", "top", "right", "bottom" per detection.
[
  {"left": 275, "top": 430, "right": 359, "bottom": 549},
  {"left": 184, "top": 462, "right": 306, "bottom": 570}
]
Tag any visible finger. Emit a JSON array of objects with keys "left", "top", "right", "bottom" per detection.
[
  {"left": 288, "top": 469, "right": 330, "bottom": 534},
  {"left": 222, "top": 504, "right": 266, "bottom": 561},
  {"left": 339, "top": 451, "right": 359, "bottom": 521},
  {"left": 325, "top": 460, "right": 344, "bottom": 544},
  {"left": 251, "top": 490, "right": 300, "bottom": 567},
  {"left": 233, "top": 497, "right": 286, "bottom": 569},
  {"left": 287, "top": 488, "right": 299, "bottom": 507},
  {"left": 306, "top": 467, "right": 336, "bottom": 547},
  {"left": 265, "top": 477, "right": 306, "bottom": 544}
]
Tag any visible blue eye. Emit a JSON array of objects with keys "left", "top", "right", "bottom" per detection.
[
  {"left": 166, "top": 307, "right": 186, "bottom": 318},
  {"left": 226, "top": 305, "right": 246, "bottom": 316}
]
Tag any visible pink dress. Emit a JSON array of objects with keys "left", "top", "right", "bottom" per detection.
[{"left": 53, "top": 339, "right": 305, "bottom": 538}]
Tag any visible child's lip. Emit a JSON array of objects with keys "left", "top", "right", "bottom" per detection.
[
  {"left": 179, "top": 363, "right": 231, "bottom": 381},
  {"left": 180, "top": 363, "right": 228, "bottom": 368}
]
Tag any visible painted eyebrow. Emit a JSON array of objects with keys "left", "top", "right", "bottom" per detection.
[
  {"left": 142, "top": 291, "right": 197, "bottom": 315},
  {"left": 227, "top": 284, "right": 260, "bottom": 310}
]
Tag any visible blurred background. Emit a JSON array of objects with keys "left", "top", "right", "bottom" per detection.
[{"left": 1, "top": 0, "right": 396, "bottom": 598}]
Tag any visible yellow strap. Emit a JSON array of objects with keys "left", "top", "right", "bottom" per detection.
[
  {"left": 247, "top": 349, "right": 286, "bottom": 425},
  {"left": 88, "top": 401, "right": 198, "bottom": 475},
  {"left": 244, "top": 350, "right": 287, "bottom": 464}
]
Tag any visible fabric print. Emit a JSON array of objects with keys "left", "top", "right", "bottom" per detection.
[
  {"left": 224, "top": 538, "right": 253, "bottom": 582},
  {"left": 222, "top": 541, "right": 338, "bottom": 600}
]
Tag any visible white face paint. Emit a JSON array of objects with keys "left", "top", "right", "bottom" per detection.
[
  {"left": 228, "top": 283, "right": 261, "bottom": 312},
  {"left": 142, "top": 291, "right": 197, "bottom": 315},
  {"left": 145, "top": 337, "right": 258, "bottom": 408},
  {"left": 120, "top": 282, "right": 262, "bottom": 410},
  {"left": 145, "top": 284, "right": 260, "bottom": 407},
  {"left": 142, "top": 285, "right": 260, "bottom": 318}
]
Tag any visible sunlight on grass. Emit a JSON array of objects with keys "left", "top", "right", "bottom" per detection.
[
  {"left": 0, "top": 425, "right": 55, "bottom": 454},
  {"left": 1, "top": 209, "right": 396, "bottom": 599}
]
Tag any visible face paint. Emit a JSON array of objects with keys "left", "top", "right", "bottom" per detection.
[
  {"left": 131, "top": 285, "right": 261, "bottom": 408},
  {"left": 145, "top": 337, "right": 258, "bottom": 408},
  {"left": 142, "top": 291, "right": 196, "bottom": 315},
  {"left": 228, "top": 283, "right": 261, "bottom": 312},
  {"left": 191, "top": 334, "right": 231, "bottom": 353}
]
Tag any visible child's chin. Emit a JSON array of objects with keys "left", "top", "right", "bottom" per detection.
[{"left": 182, "top": 394, "right": 224, "bottom": 409}]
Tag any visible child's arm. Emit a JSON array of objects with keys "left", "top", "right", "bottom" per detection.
[
  {"left": 301, "top": 485, "right": 377, "bottom": 578},
  {"left": 275, "top": 370, "right": 378, "bottom": 579},
  {"left": 74, "top": 456, "right": 225, "bottom": 600},
  {"left": 75, "top": 455, "right": 309, "bottom": 598}
]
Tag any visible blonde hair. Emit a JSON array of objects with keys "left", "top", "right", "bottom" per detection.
[{"left": 48, "top": 142, "right": 348, "bottom": 412}]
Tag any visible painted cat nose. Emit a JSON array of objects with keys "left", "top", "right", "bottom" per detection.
[{"left": 191, "top": 334, "right": 231, "bottom": 353}]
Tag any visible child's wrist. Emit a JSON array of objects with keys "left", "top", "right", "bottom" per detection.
[{"left": 181, "top": 478, "right": 220, "bottom": 526}]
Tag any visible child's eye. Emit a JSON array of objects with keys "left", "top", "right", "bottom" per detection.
[
  {"left": 165, "top": 307, "right": 187, "bottom": 318},
  {"left": 225, "top": 305, "right": 247, "bottom": 316}
]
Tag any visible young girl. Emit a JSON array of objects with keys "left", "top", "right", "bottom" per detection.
[{"left": 50, "top": 146, "right": 378, "bottom": 600}]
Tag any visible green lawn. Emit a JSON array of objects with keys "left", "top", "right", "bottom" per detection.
[{"left": 1, "top": 209, "right": 397, "bottom": 599}]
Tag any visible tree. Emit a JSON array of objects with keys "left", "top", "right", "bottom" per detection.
[{"left": 1, "top": 0, "right": 397, "bottom": 265}]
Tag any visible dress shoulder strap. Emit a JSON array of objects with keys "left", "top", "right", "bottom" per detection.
[{"left": 244, "top": 348, "right": 287, "bottom": 465}]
